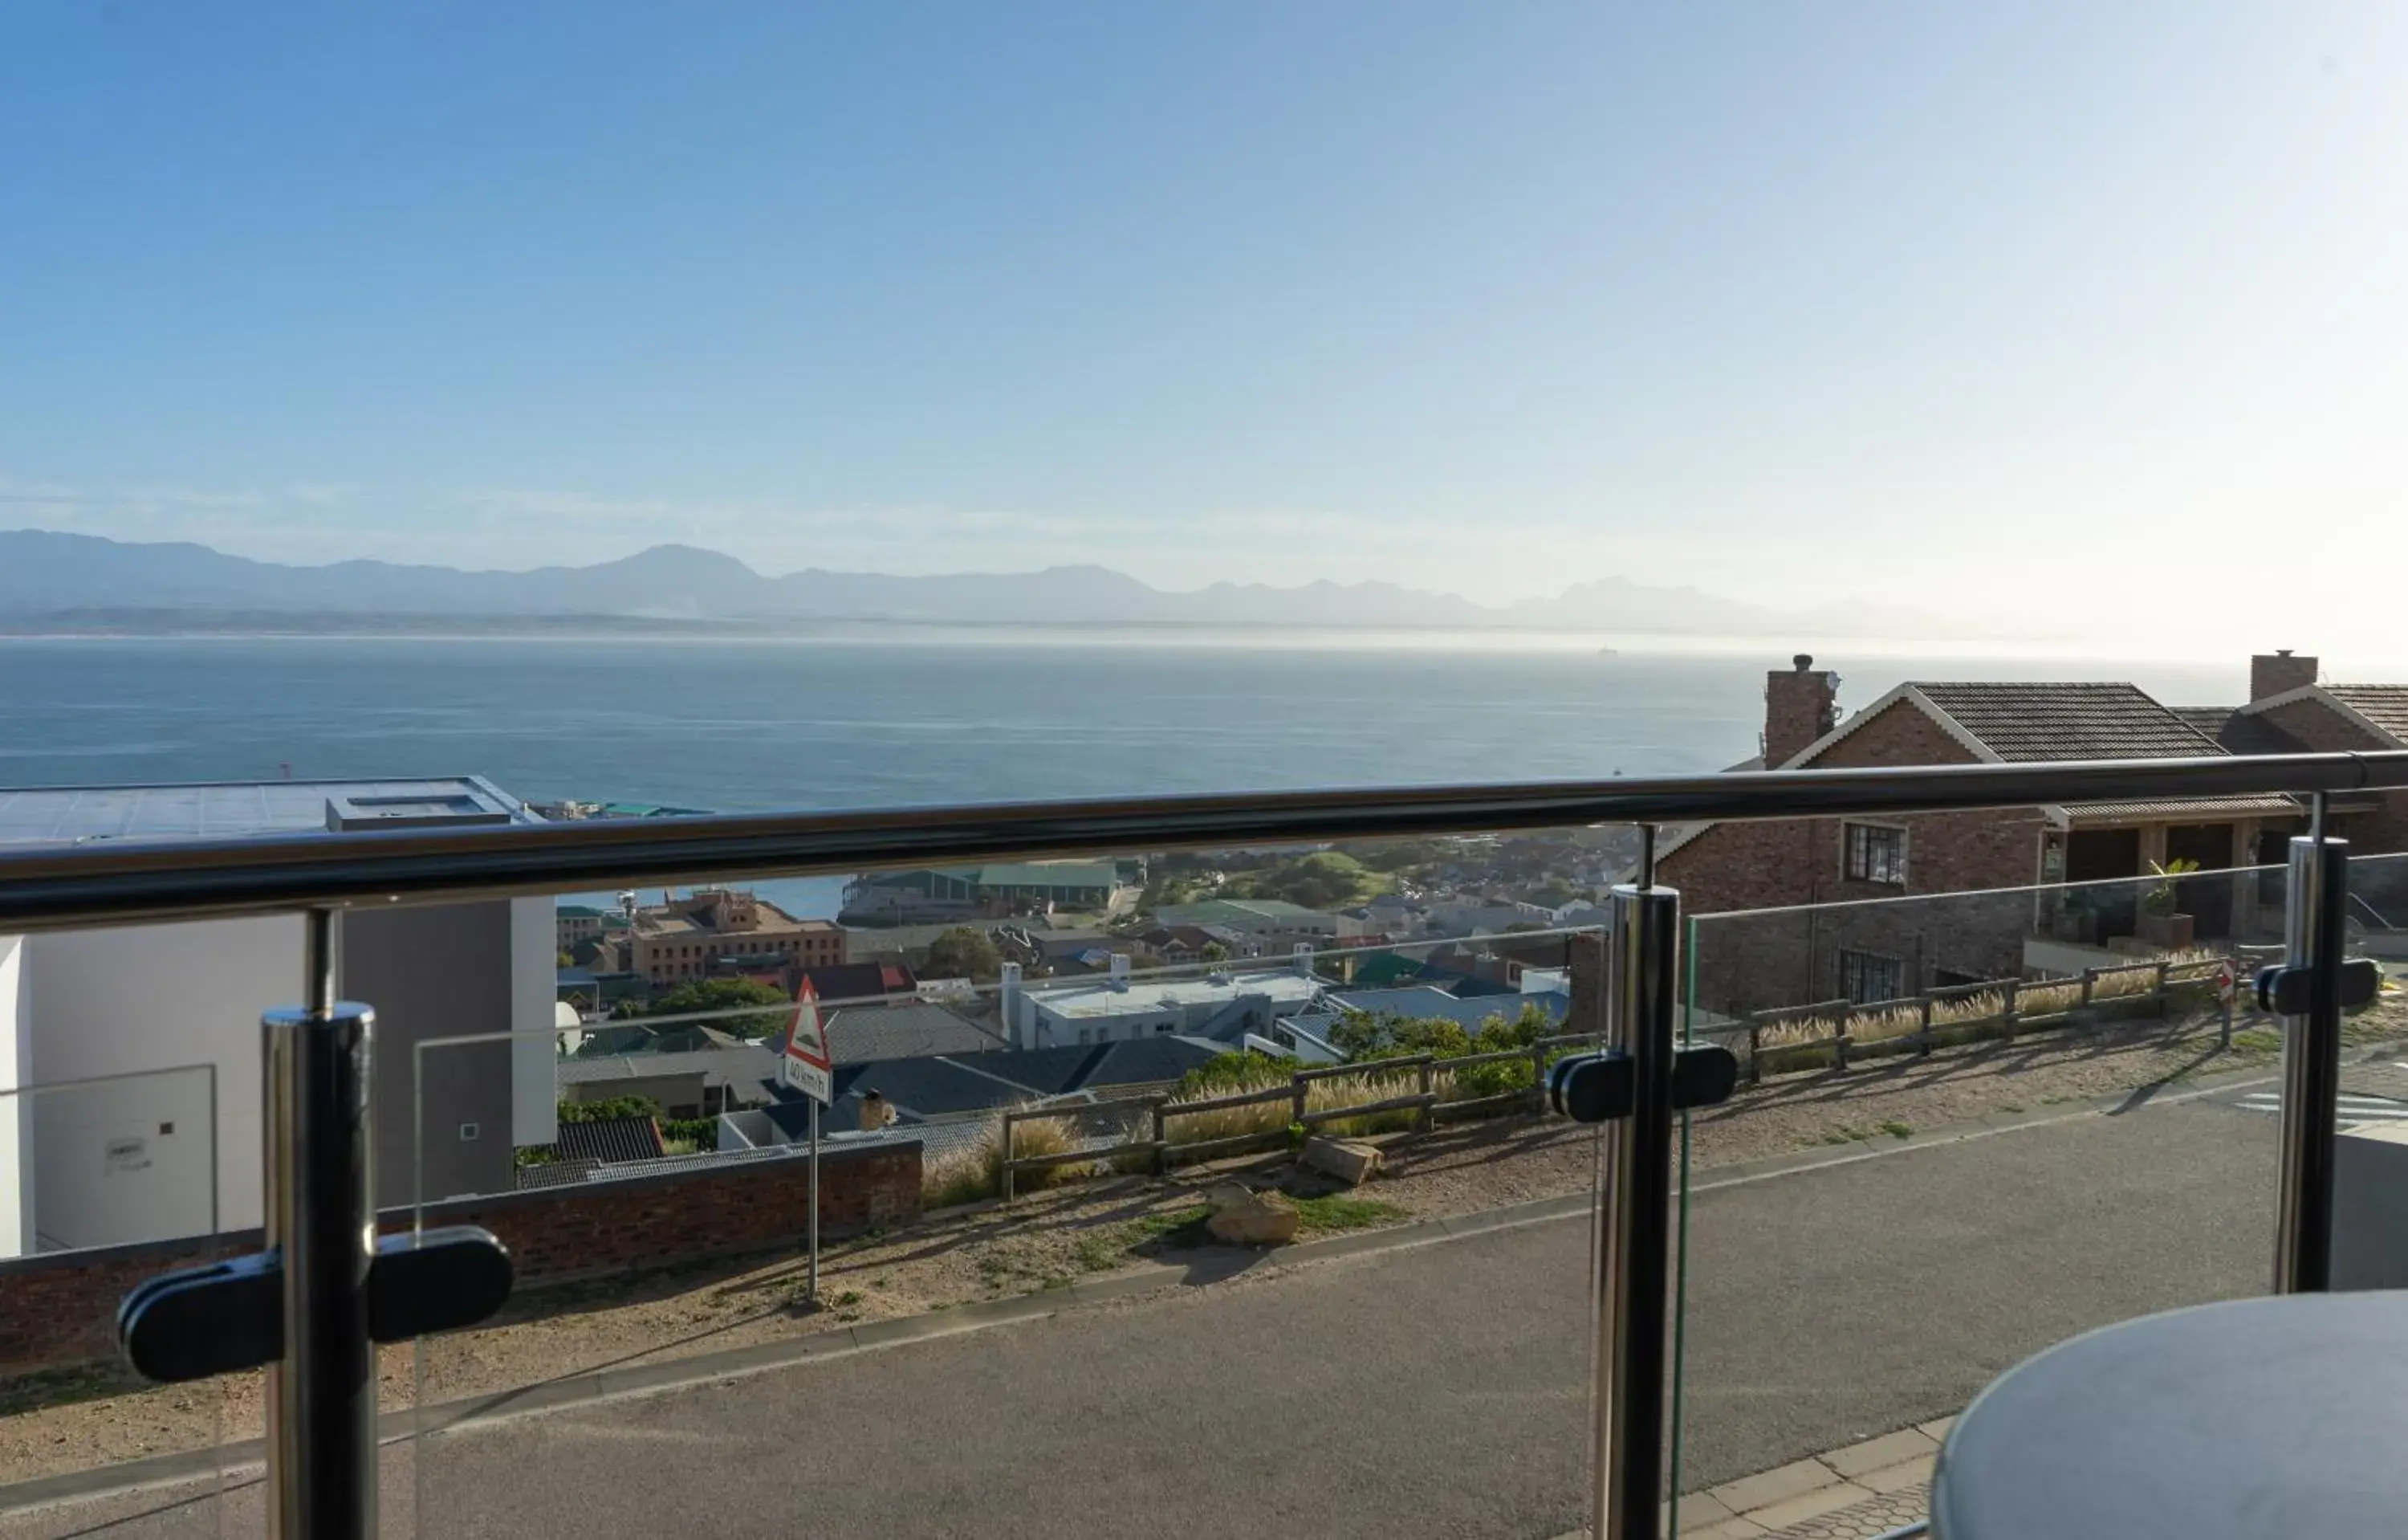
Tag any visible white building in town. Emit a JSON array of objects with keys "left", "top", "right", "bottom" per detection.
[
  {"left": 999, "top": 955, "right": 1324, "bottom": 1049},
  {"left": 0, "top": 777, "right": 560, "bottom": 1257}
]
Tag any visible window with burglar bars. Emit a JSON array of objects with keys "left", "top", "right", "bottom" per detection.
[
  {"left": 1844, "top": 821, "right": 1908, "bottom": 885},
  {"left": 1838, "top": 948, "right": 1905, "bottom": 1004}
]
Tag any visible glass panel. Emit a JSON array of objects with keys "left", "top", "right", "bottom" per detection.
[
  {"left": 2330, "top": 849, "right": 2408, "bottom": 1292},
  {"left": 0, "top": 1065, "right": 227, "bottom": 1538},
  {"left": 407, "top": 845, "right": 1615, "bottom": 1538},
  {"left": 1670, "top": 866, "right": 2286, "bottom": 1534}
]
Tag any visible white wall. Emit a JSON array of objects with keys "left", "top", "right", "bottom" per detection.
[
  {"left": 25, "top": 1067, "right": 217, "bottom": 1252},
  {"left": 23, "top": 915, "right": 303, "bottom": 1236},
  {"left": 1, "top": 936, "right": 27, "bottom": 1257},
  {"left": 510, "top": 895, "right": 559, "bottom": 1149}
]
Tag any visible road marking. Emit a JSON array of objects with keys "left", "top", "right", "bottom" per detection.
[{"left": 2234, "top": 1092, "right": 2408, "bottom": 1122}]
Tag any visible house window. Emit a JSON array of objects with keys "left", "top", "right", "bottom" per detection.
[
  {"left": 1837, "top": 949, "right": 1906, "bottom": 1004},
  {"left": 1844, "top": 823, "right": 1908, "bottom": 886}
]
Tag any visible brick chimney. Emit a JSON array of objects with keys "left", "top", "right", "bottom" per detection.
[
  {"left": 2251, "top": 650, "right": 2318, "bottom": 702},
  {"left": 1763, "top": 654, "right": 1839, "bottom": 767}
]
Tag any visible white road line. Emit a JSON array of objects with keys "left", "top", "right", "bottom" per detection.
[{"left": 2235, "top": 1094, "right": 2408, "bottom": 1120}]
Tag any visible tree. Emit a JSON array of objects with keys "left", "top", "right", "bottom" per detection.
[
  {"left": 925, "top": 926, "right": 1003, "bottom": 982},
  {"left": 1223, "top": 851, "right": 1377, "bottom": 911},
  {"left": 1200, "top": 941, "right": 1230, "bottom": 963},
  {"left": 645, "top": 977, "right": 791, "bottom": 1039}
]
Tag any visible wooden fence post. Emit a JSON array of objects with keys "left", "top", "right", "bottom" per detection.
[
  {"left": 1918, "top": 996, "right": 1934, "bottom": 1056},
  {"left": 1418, "top": 1057, "right": 1434, "bottom": 1132},
  {"left": 1151, "top": 1098, "right": 1168, "bottom": 1175},
  {"left": 1747, "top": 1013, "right": 1763, "bottom": 1084},
  {"left": 2081, "top": 968, "right": 2096, "bottom": 1008},
  {"left": 2003, "top": 978, "right": 2020, "bottom": 1039},
  {"left": 1291, "top": 1073, "right": 1308, "bottom": 1133},
  {"left": 1000, "top": 1108, "right": 1016, "bottom": 1204},
  {"left": 1832, "top": 1007, "right": 1850, "bottom": 1072},
  {"left": 2154, "top": 960, "right": 2170, "bottom": 1012}
]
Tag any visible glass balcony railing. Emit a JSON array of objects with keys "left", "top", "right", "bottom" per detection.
[
  {"left": 0, "top": 749, "right": 2403, "bottom": 1540},
  {"left": 1671, "top": 870, "right": 2304, "bottom": 1532},
  {"left": 403, "top": 894, "right": 1613, "bottom": 1540},
  {"left": 0, "top": 1065, "right": 231, "bottom": 1534}
]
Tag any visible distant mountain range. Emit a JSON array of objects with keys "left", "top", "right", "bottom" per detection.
[{"left": 0, "top": 528, "right": 1955, "bottom": 638}]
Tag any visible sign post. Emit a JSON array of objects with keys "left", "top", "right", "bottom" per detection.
[
  {"left": 779, "top": 980, "right": 835, "bottom": 1301},
  {"left": 2217, "top": 961, "right": 2238, "bottom": 1050}
]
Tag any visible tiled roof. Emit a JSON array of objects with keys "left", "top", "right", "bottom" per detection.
[
  {"left": 826, "top": 1057, "right": 1027, "bottom": 1119},
  {"left": 823, "top": 1001, "right": 1005, "bottom": 1064},
  {"left": 792, "top": 962, "right": 918, "bottom": 1008},
  {"left": 2325, "top": 686, "right": 2408, "bottom": 744},
  {"left": 1912, "top": 683, "right": 2223, "bottom": 762},
  {"left": 559, "top": 1044, "right": 786, "bottom": 1106},
  {"left": 2057, "top": 795, "right": 2300, "bottom": 822},
  {"left": 1911, "top": 685, "right": 2302, "bottom": 820},
  {"left": 551, "top": 1114, "right": 666, "bottom": 1164},
  {"left": 2170, "top": 707, "right": 2310, "bottom": 758}
]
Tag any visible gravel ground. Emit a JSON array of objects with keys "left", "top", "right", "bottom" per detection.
[{"left": 6, "top": 995, "right": 2399, "bottom": 1491}]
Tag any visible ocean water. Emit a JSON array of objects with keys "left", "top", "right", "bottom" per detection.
[{"left": 0, "top": 634, "right": 2243, "bottom": 917}]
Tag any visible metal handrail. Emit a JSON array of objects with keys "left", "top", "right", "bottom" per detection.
[{"left": 3, "top": 750, "right": 2406, "bottom": 931}]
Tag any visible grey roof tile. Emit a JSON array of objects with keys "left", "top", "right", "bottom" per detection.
[
  {"left": 1914, "top": 682, "right": 2224, "bottom": 762},
  {"left": 823, "top": 1001, "right": 1006, "bottom": 1065},
  {"left": 2325, "top": 686, "right": 2408, "bottom": 744},
  {"left": 2170, "top": 707, "right": 2312, "bottom": 758},
  {"left": 550, "top": 1114, "right": 666, "bottom": 1164}
]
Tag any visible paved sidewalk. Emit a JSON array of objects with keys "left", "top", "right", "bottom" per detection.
[{"left": 1677, "top": 1418, "right": 1947, "bottom": 1538}]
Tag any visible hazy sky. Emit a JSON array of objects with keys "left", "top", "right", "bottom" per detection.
[{"left": 2, "top": 3, "right": 2402, "bottom": 648}]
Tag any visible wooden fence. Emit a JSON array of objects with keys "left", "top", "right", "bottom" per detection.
[
  {"left": 999, "top": 1032, "right": 1605, "bottom": 1201},
  {"left": 1732, "top": 954, "right": 2240, "bottom": 1082}
]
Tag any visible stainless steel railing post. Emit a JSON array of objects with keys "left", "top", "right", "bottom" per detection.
[
  {"left": 2274, "top": 827, "right": 2349, "bottom": 1294},
  {"left": 262, "top": 907, "right": 378, "bottom": 1540},
  {"left": 1597, "top": 880, "right": 1681, "bottom": 1540}
]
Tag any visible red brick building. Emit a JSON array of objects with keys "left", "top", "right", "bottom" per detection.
[
  {"left": 626, "top": 887, "right": 844, "bottom": 986},
  {"left": 1662, "top": 651, "right": 2408, "bottom": 1018}
]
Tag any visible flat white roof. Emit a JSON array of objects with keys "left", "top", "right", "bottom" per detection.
[
  {"left": 0, "top": 776, "right": 532, "bottom": 847},
  {"left": 1024, "top": 970, "right": 1323, "bottom": 1021}
]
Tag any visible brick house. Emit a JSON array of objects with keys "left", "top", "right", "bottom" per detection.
[
  {"left": 2193, "top": 651, "right": 2408, "bottom": 906},
  {"left": 1658, "top": 654, "right": 2361, "bottom": 1018}
]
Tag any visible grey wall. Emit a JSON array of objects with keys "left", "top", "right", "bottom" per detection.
[{"left": 344, "top": 903, "right": 516, "bottom": 1208}]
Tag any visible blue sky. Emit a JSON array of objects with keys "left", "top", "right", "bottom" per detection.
[{"left": 2, "top": 3, "right": 2401, "bottom": 645}]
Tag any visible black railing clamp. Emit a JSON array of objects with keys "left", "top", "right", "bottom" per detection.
[
  {"left": 117, "top": 1227, "right": 515, "bottom": 1383},
  {"left": 1549, "top": 1044, "right": 1737, "bottom": 1124},
  {"left": 2256, "top": 959, "right": 2383, "bottom": 1016}
]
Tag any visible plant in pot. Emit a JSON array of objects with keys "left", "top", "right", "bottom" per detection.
[
  {"left": 2054, "top": 888, "right": 2100, "bottom": 943},
  {"left": 2138, "top": 858, "right": 2201, "bottom": 949}
]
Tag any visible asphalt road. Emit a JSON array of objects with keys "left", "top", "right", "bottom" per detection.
[{"left": 6, "top": 1086, "right": 2284, "bottom": 1540}]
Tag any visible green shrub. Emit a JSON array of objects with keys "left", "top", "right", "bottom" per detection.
[
  {"left": 661, "top": 1116, "right": 718, "bottom": 1148},
  {"left": 558, "top": 1095, "right": 661, "bottom": 1124},
  {"left": 1177, "top": 1050, "right": 1294, "bottom": 1094}
]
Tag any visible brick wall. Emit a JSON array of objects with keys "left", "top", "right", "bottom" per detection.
[
  {"left": 0, "top": 1139, "right": 921, "bottom": 1377},
  {"left": 2252, "top": 698, "right": 2408, "bottom": 868},
  {"left": 2255, "top": 698, "right": 2383, "bottom": 754},
  {"left": 2251, "top": 652, "right": 2321, "bottom": 701},
  {"left": 1763, "top": 662, "right": 1839, "bottom": 767},
  {"left": 1662, "top": 699, "right": 2045, "bottom": 1014}
]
